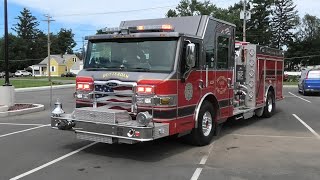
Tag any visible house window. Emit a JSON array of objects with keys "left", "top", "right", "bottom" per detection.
[
  {"left": 51, "top": 66, "right": 55, "bottom": 72},
  {"left": 73, "top": 57, "right": 77, "bottom": 62}
]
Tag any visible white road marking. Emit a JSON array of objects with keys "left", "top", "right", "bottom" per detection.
[
  {"left": 10, "top": 142, "right": 98, "bottom": 180},
  {"left": 190, "top": 168, "right": 203, "bottom": 180},
  {"left": 293, "top": 114, "right": 320, "bottom": 139},
  {"left": 190, "top": 142, "right": 215, "bottom": 180},
  {"left": 288, "top": 92, "right": 311, "bottom": 103},
  {"left": 0, "top": 123, "right": 46, "bottom": 126},
  {"left": 199, "top": 142, "right": 215, "bottom": 165},
  {"left": 229, "top": 133, "right": 315, "bottom": 139},
  {"left": 0, "top": 124, "right": 49, "bottom": 138}
]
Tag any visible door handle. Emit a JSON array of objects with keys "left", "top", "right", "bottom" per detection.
[
  {"left": 198, "top": 80, "right": 204, "bottom": 89},
  {"left": 227, "top": 78, "right": 232, "bottom": 88}
]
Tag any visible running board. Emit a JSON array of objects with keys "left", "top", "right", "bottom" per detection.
[{"left": 233, "top": 107, "right": 256, "bottom": 120}]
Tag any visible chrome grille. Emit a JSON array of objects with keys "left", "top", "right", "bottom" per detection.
[{"left": 94, "top": 80, "right": 136, "bottom": 112}]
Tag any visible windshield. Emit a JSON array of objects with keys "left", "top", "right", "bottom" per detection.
[
  {"left": 308, "top": 70, "right": 320, "bottom": 79},
  {"left": 84, "top": 39, "right": 178, "bottom": 72}
]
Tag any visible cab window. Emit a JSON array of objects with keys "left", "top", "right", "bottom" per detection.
[{"left": 217, "top": 36, "right": 230, "bottom": 69}]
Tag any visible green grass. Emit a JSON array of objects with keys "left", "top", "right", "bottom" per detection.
[
  {"left": 15, "top": 76, "right": 76, "bottom": 80},
  {"left": 0, "top": 80, "right": 63, "bottom": 88},
  {"left": 283, "top": 81, "right": 298, "bottom": 86}
]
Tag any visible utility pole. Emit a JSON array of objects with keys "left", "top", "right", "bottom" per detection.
[
  {"left": 43, "top": 14, "right": 55, "bottom": 107},
  {"left": 3, "top": 0, "right": 10, "bottom": 86},
  {"left": 243, "top": 0, "right": 247, "bottom": 42}
]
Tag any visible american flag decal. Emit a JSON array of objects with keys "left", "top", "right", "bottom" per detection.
[{"left": 94, "top": 84, "right": 133, "bottom": 111}]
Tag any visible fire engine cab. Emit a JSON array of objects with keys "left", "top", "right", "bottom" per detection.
[{"left": 51, "top": 15, "right": 284, "bottom": 146}]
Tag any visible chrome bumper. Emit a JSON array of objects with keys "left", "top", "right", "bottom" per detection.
[{"left": 51, "top": 108, "right": 170, "bottom": 144}]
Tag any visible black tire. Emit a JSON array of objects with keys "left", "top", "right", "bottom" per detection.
[
  {"left": 187, "top": 101, "right": 215, "bottom": 146},
  {"left": 302, "top": 88, "right": 308, "bottom": 96},
  {"left": 263, "top": 91, "right": 275, "bottom": 118}
]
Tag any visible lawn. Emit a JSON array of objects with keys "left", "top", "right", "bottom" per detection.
[
  {"left": 14, "top": 76, "right": 76, "bottom": 80},
  {"left": 0, "top": 80, "right": 62, "bottom": 88},
  {"left": 283, "top": 81, "right": 298, "bottom": 86}
]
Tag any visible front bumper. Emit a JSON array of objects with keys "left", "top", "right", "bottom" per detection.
[
  {"left": 51, "top": 107, "right": 170, "bottom": 144},
  {"left": 304, "top": 88, "right": 320, "bottom": 93}
]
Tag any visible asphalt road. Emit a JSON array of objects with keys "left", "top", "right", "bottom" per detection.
[{"left": 0, "top": 87, "right": 319, "bottom": 180}]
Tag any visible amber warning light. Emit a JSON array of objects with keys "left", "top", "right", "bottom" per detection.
[{"left": 135, "top": 24, "right": 174, "bottom": 32}]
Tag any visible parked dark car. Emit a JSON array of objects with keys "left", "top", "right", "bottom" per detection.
[
  {"left": 61, "top": 72, "right": 76, "bottom": 77},
  {"left": 298, "top": 69, "right": 320, "bottom": 95}
]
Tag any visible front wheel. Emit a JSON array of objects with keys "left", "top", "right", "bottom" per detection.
[
  {"left": 263, "top": 91, "right": 275, "bottom": 118},
  {"left": 188, "top": 101, "right": 215, "bottom": 146}
]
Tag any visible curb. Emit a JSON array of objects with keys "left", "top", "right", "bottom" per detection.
[
  {"left": 15, "top": 84, "right": 75, "bottom": 93},
  {"left": 0, "top": 104, "right": 45, "bottom": 118}
]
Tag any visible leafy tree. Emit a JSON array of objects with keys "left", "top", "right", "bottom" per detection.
[
  {"left": 0, "top": 34, "right": 30, "bottom": 72},
  {"left": 286, "top": 14, "right": 320, "bottom": 69},
  {"left": 51, "top": 28, "right": 77, "bottom": 54},
  {"left": 271, "top": 0, "right": 299, "bottom": 49},
  {"left": 246, "top": 0, "right": 273, "bottom": 45},
  {"left": 166, "top": 0, "right": 216, "bottom": 17},
  {"left": 12, "top": 8, "right": 40, "bottom": 59}
]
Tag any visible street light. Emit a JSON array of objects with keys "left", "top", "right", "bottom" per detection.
[{"left": 3, "top": 0, "right": 11, "bottom": 86}]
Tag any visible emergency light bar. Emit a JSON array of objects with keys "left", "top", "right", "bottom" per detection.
[
  {"left": 135, "top": 24, "right": 174, "bottom": 32},
  {"left": 101, "top": 24, "right": 174, "bottom": 34}
]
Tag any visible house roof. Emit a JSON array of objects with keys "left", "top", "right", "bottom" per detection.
[
  {"left": 38, "top": 54, "right": 79, "bottom": 65},
  {"left": 71, "top": 60, "right": 83, "bottom": 70}
]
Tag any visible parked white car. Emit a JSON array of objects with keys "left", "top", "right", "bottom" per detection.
[{"left": 15, "top": 70, "right": 32, "bottom": 77}]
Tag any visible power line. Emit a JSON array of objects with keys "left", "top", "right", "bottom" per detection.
[{"left": 53, "top": 5, "right": 175, "bottom": 17}]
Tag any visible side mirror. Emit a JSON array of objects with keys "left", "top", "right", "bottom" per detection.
[{"left": 185, "top": 43, "right": 196, "bottom": 68}]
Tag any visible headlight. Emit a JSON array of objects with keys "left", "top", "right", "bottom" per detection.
[
  {"left": 75, "top": 92, "right": 92, "bottom": 100},
  {"left": 136, "top": 97, "right": 153, "bottom": 105},
  {"left": 136, "top": 111, "right": 153, "bottom": 126}
]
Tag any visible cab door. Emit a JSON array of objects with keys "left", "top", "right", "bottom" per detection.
[
  {"left": 176, "top": 38, "right": 203, "bottom": 133},
  {"left": 215, "top": 35, "right": 234, "bottom": 119}
]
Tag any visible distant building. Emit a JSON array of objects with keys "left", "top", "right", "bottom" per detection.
[
  {"left": 30, "top": 54, "right": 80, "bottom": 76},
  {"left": 70, "top": 59, "right": 84, "bottom": 74}
]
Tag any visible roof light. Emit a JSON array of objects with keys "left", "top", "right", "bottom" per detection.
[
  {"left": 137, "top": 26, "right": 144, "bottom": 31},
  {"left": 134, "top": 24, "right": 174, "bottom": 32},
  {"left": 161, "top": 24, "right": 173, "bottom": 30}
]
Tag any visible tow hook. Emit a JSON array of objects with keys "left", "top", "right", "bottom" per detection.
[{"left": 57, "top": 120, "right": 75, "bottom": 130}]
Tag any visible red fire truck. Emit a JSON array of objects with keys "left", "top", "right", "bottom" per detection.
[{"left": 51, "top": 16, "right": 284, "bottom": 146}]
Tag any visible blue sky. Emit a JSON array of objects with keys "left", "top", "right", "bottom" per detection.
[{"left": 1, "top": 0, "right": 320, "bottom": 51}]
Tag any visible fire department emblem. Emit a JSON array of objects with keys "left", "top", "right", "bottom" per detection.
[
  {"left": 216, "top": 76, "right": 228, "bottom": 94},
  {"left": 185, "top": 83, "right": 193, "bottom": 101}
]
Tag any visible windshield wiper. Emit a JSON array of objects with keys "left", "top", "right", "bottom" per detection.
[
  {"left": 128, "top": 67, "right": 150, "bottom": 72},
  {"left": 86, "top": 66, "right": 126, "bottom": 71}
]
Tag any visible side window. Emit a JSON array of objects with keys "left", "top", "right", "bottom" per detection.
[
  {"left": 205, "top": 46, "right": 215, "bottom": 68},
  {"left": 217, "top": 36, "right": 230, "bottom": 69}
]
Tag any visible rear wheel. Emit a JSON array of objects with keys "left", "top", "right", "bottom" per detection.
[
  {"left": 263, "top": 91, "right": 275, "bottom": 118},
  {"left": 302, "top": 88, "right": 308, "bottom": 96},
  {"left": 188, "top": 101, "right": 215, "bottom": 146}
]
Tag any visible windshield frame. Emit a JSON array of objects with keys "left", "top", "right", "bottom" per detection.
[{"left": 84, "top": 37, "right": 179, "bottom": 73}]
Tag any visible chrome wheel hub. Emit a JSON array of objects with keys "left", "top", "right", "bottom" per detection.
[
  {"left": 267, "top": 97, "right": 273, "bottom": 112},
  {"left": 202, "top": 111, "right": 213, "bottom": 137}
]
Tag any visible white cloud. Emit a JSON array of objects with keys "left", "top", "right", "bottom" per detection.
[
  {"left": 10, "top": 0, "right": 320, "bottom": 28},
  {"left": 10, "top": 0, "right": 180, "bottom": 28}
]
